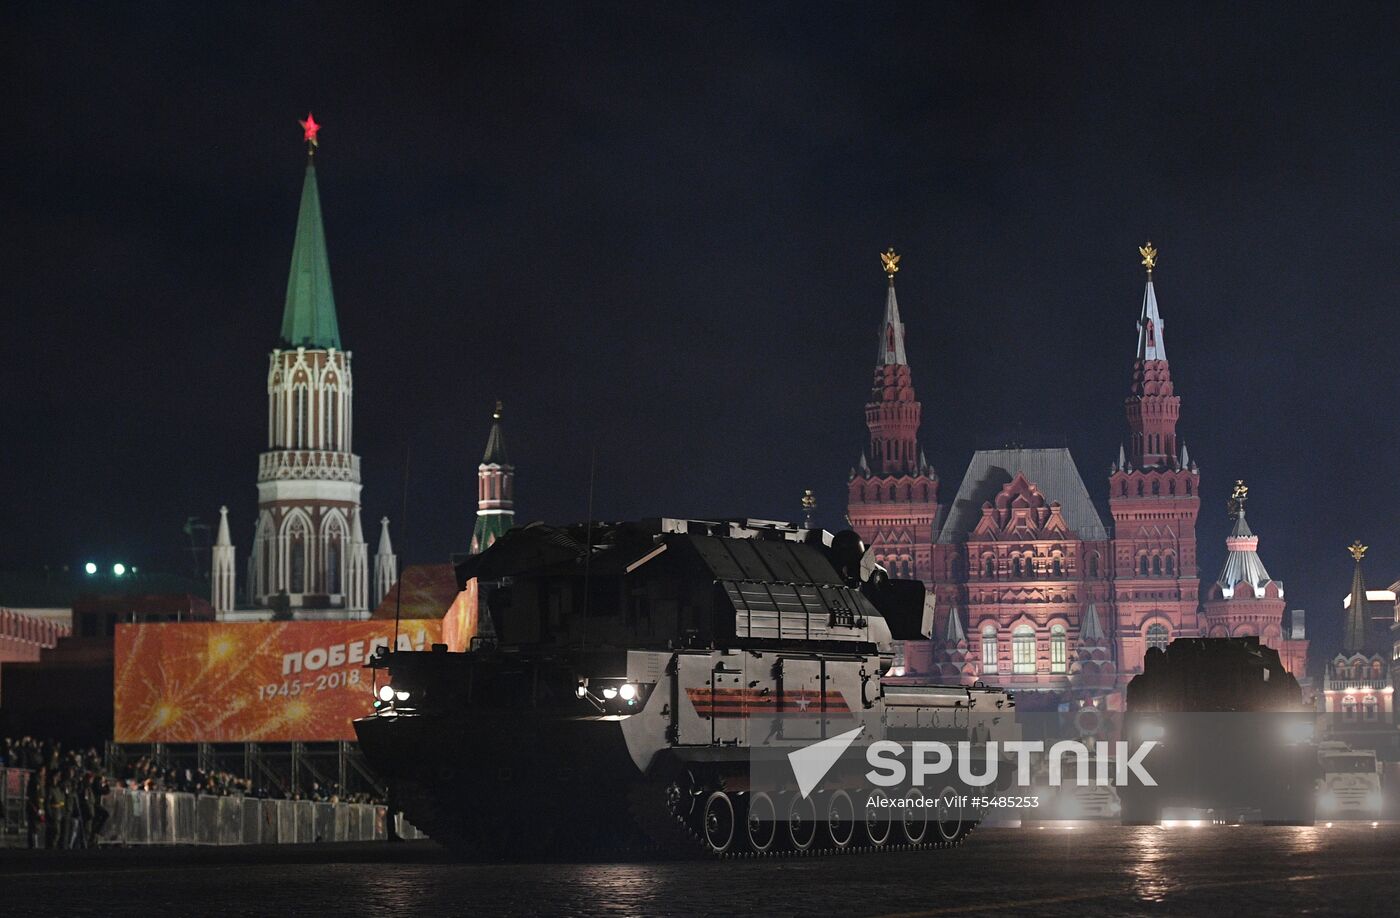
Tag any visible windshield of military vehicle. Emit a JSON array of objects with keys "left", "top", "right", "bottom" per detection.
[{"left": 1321, "top": 755, "right": 1376, "bottom": 773}]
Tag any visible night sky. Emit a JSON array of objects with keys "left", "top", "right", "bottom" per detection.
[{"left": 2, "top": 3, "right": 1397, "bottom": 659}]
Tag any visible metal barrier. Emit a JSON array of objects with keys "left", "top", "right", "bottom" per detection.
[
  {"left": 90, "top": 788, "right": 391, "bottom": 845},
  {"left": 1, "top": 779, "right": 422, "bottom": 846},
  {"left": 1, "top": 768, "right": 31, "bottom": 843}
]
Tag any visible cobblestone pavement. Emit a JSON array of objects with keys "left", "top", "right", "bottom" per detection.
[{"left": 4, "top": 824, "right": 1396, "bottom": 917}]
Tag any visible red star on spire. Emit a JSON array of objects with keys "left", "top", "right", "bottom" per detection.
[{"left": 299, "top": 112, "right": 320, "bottom": 150}]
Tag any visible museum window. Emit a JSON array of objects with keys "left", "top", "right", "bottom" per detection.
[
  {"left": 1363, "top": 697, "right": 1379, "bottom": 721},
  {"left": 984, "top": 556, "right": 995, "bottom": 578},
  {"left": 1139, "top": 555, "right": 1150, "bottom": 576},
  {"left": 1013, "top": 626, "right": 1036, "bottom": 674},
  {"left": 1152, "top": 555, "right": 1162, "bottom": 575},
  {"left": 1050, "top": 625, "right": 1067, "bottom": 673},
  {"left": 981, "top": 625, "right": 998, "bottom": 674},
  {"left": 1145, "top": 623, "right": 1170, "bottom": 653},
  {"left": 1164, "top": 554, "right": 1175, "bottom": 575},
  {"left": 1088, "top": 554, "right": 1099, "bottom": 577}
]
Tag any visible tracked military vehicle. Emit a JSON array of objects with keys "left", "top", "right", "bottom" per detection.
[
  {"left": 1120, "top": 637, "right": 1318, "bottom": 825},
  {"left": 355, "top": 518, "right": 1017, "bottom": 858}
]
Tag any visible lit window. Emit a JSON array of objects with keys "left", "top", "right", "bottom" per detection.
[
  {"left": 982, "top": 625, "right": 998, "bottom": 674},
  {"left": 1013, "top": 626, "right": 1036, "bottom": 674},
  {"left": 1145, "top": 623, "right": 1169, "bottom": 652},
  {"left": 1363, "top": 697, "right": 1379, "bottom": 722},
  {"left": 1050, "top": 625, "right": 1067, "bottom": 673}
]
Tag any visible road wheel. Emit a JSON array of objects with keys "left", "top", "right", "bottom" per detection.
[
  {"left": 900, "top": 787, "right": 930, "bottom": 845},
  {"left": 787, "top": 793, "right": 819, "bottom": 852},
  {"left": 745, "top": 792, "right": 781, "bottom": 853},
  {"left": 665, "top": 771, "right": 697, "bottom": 822},
  {"left": 864, "top": 788, "right": 894, "bottom": 847},
  {"left": 934, "top": 784, "right": 964, "bottom": 844},
  {"left": 702, "top": 791, "right": 738, "bottom": 854},
  {"left": 825, "top": 789, "right": 856, "bottom": 849}
]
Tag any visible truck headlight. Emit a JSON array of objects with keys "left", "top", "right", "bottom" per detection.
[
  {"left": 1138, "top": 722, "right": 1165, "bottom": 741},
  {"left": 619, "top": 683, "right": 638, "bottom": 701},
  {"left": 377, "top": 684, "right": 394, "bottom": 702}
]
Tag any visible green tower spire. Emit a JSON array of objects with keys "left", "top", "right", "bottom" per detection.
[{"left": 280, "top": 161, "right": 342, "bottom": 349}]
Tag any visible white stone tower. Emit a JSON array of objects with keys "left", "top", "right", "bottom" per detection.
[
  {"left": 374, "top": 517, "right": 399, "bottom": 609},
  {"left": 211, "top": 505, "right": 236, "bottom": 614},
  {"left": 247, "top": 120, "right": 372, "bottom": 617}
]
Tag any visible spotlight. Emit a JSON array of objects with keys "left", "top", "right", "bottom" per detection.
[{"left": 84, "top": 562, "right": 97, "bottom": 575}]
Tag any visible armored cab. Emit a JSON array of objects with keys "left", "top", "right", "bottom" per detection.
[
  {"left": 355, "top": 518, "right": 1016, "bottom": 858},
  {"left": 1121, "top": 637, "right": 1317, "bottom": 825}
]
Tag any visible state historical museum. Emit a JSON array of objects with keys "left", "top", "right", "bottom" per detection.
[{"left": 847, "top": 244, "right": 1306, "bottom": 705}]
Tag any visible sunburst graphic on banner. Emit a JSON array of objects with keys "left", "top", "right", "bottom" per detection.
[{"left": 115, "top": 621, "right": 440, "bottom": 743}]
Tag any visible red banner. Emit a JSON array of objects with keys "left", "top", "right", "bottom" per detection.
[{"left": 114, "top": 620, "right": 439, "bottom": 743}]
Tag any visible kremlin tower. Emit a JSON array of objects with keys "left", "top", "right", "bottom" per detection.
[
  {"left": 868, "top": 242, "right": 1216, "bottom": 700},
  {"left": 1202, "top": 481, "right": 1307, "bottom": 676},
  {"left": 1106, "top": 242, "right": 1203, "bottom": 672},
  {"left": 1322, "top": 543, "right": 1397, "bottom": 755},
  {"left": 215, "top": 116, "right": 391, "bottom": 619},
  {"left": 845, "top": 249, "right": 940, "bottom": 583},
  {"left": 470, "top": 402, "right": 515, "bottom": 554}
]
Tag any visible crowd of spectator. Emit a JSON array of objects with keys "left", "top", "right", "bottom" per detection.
[
  {"left": 3, "top": 736, "right": 383, "bottom": 848},
  {"left": 2, "top": 737, "right": 109, "bottom": 849}
]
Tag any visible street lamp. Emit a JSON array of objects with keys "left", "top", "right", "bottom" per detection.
[{"left": 84, "top": 562, "right": 97, "bottom": 575}]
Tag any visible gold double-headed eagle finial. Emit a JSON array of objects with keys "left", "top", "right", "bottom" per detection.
[
  {"left": 1229, "top": 479, "right": 1248, "bottom": 516},
  {"left": 881, "top": 247, "right": 900, "bottom": 280},
  {"left": 1348, "top": 540, "right": 1368, "bottom": 561},
  {"left": 492, "top": 400, "right": 503, "bottom": 421},
  {"left": 801, "top": 489, "right": 817, "bottom": 511},
  {"left": 1139, "top": 241, "right": 1158, "bottom": 275}
]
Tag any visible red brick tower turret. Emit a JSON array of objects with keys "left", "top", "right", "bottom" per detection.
[
  {"left": 846, "top": 249, "right": 940, "bottom": 583},
  {"left": 1108, "top": 243, "right": 1202, "bottom": 676}
]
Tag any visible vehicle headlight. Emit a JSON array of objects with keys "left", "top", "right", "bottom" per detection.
[
  {"left": 1138, "top": 722, "right": 1165, "bottom": 741},
  {"left": 1283, "top": 721, "right": 1314, "bottom": 743},
  {"left": 377, "top": 684, "right": 394, "bottom": 702},
  {"left": 394, "top": 690, "right": 410, "bottom": 702},
  {"left": 602, "top": 687, "right": 618, "bottom": 700},
  {"left": 619, "top": 683, "right": 638, "bottom": 701}
]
